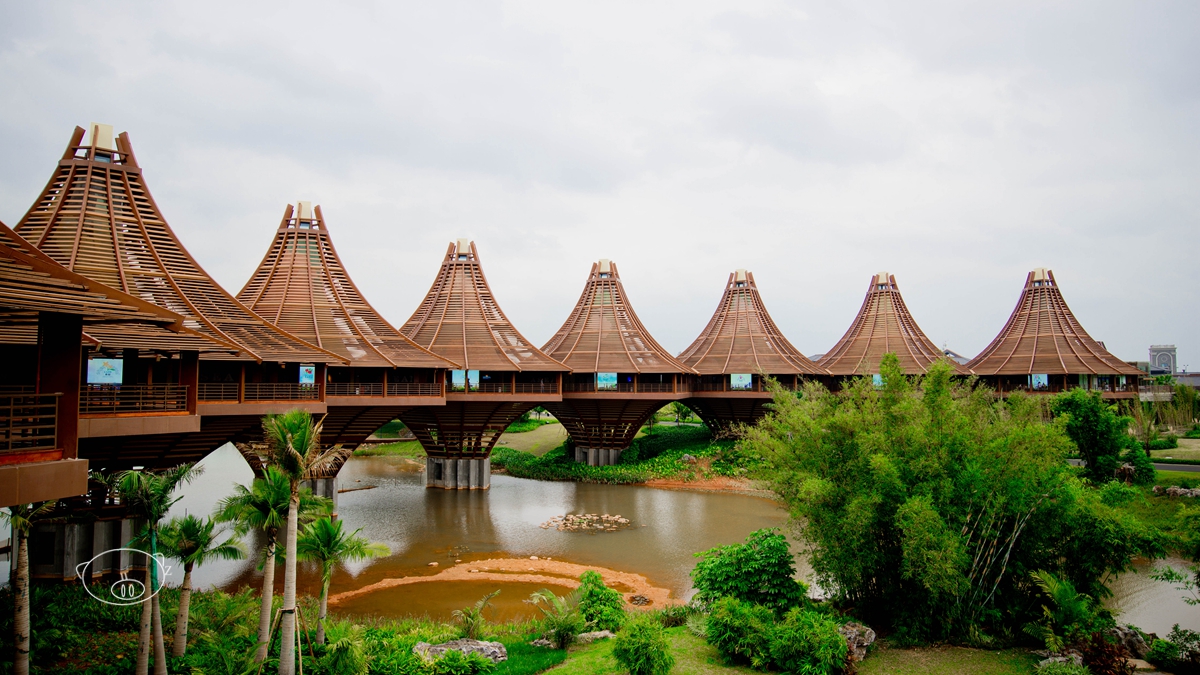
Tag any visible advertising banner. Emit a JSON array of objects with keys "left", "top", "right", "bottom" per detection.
[{"left": 87, "top": 358, "right": 123, "bottom": 385}]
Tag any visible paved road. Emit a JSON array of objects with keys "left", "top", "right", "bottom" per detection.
[{"left": 1068, "top": 459, "right": 1200, "bottom": 473}]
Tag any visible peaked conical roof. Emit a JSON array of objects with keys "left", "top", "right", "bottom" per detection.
[
  {"left": 400, "top": 239, "right": 566, "bottom": 371},
  {"left": 967, "top": 268, "right": 1141, "bottom": 376},
  {"left": 14, "top": 125, "right": 341, "bottom": 364},
  {"left": 678, "top": 269, "right": 826, "bottom": 375},
  {"left": 542, "top": 259, "right": 694, "bottom": 374},
  {"left": 819, "top": 272, "right": 966, "bottom": 375},
  {"left": 237, "top": 202, "right": 456, "bottom": 369}
]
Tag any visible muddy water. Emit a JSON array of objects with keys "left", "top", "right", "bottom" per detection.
[{"left": 161, "top": 445, "right": 1198, "bottom": 628}]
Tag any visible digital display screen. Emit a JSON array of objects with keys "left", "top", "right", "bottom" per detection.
[
  {"left": 872, "top": 374, "right": 884, "bottom": 387},
  {"left": 87, "top": 358, "right": 123, "bottom": 385},
  {"left": 299, "top": 365, "right": 316, "bottom": 384},
  {"left": 1030, "top": 374, "right": 1049, "bottom": 390},
  {"left": 596, "top": 372, "right": 618, "bottom": 391},
  {"left": 730, "top": 373, "right": 752, "bottom": 390},
  {"left": 451, "top": 370, "right": 467, "bottom": 391}
]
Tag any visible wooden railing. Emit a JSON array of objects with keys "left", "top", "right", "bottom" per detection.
[
  {"left": 387, "top": 382, "right": 443, "bottom": 397},
  {"left": 243, "top": 383, "right": 319, "bottom": 401},
  {"left": 476, "top": 381, "right": 513, "bottom": 393},
  {"left": 198, "top": 383, "right": 240, "bottom": 401},
  {"left": 635, "top": 382, "right": 675, "bottom": 393},
  {"left": 562, "top": 381, "right": 673, "bottom": 393},
  {"left": 514, "top": 382, "right": 558, "bottom": 394},
  {"left": 80, "top": 384, "right": 189, "bottom": 414},
  {"left": 327, "top": 382, "right": 384, "bottom": 397},
  {"left": 0, "top": 394, "right": 58, "bottom": 453}
]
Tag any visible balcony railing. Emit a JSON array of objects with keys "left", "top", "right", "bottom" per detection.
[
  {"left": 635, "top": 382, "right": 675, "bottom": 393},
  {"left": 327, "top": 382, "right": 385, "bottom": 397},
  {"left": 0, "top": 394, "right": 58, "bottom": 453},
  {"left": 198, "top": 382, "right": 240, "bottom": 401},
  {"left": 514, "top": 382, "right": 559, "bottom": 394},
  {"left": 80, "top": 384, "right": 189, "bottom": 414},
  {"left": 562, "top": 381, "right": 673, "bottom": 393},
  {"left": 476, "top": 381, "right": 513, "bottom": 393},
  {"left": 243, "top": 383, "right": 319, "bottom": 401},
  {"left": 387, "top": 382, "right": 444, "bottom": 397}
]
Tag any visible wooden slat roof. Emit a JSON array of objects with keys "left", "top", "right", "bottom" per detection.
[
  {"left": 237, "top": 203, "right": 457, "bottom": 369},
  {"left": 819, "top": 272, "right": 968, "bottom": 375},
  {"left": 400, "top": 240, "right": 566, "bottom": 372},
  {"left": 542, "top": 260, "right": 695, "bottom": 374},
  {"left": 677, "top": 269, "right": 826, "bottom": 375},
  {"left": 13, "top": 125, "right": 343, "bottom": 364},
  {"left": 0, "top": 220, "right": 231, "bottom": 351},
  {"left": 967, "top": 268, "right": 1142, "bottom": 376}
]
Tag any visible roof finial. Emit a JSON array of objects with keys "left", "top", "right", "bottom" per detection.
[
  {"left": 88, "top": 123, "right": 115, "bottom": 151},
  {"left": 598, "top": 259, "right": 611, "bottom": 274},
  {"left": 297, "top": 201, "right": 313, "bottom": 220}
]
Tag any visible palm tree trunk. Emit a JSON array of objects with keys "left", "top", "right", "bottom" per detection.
[
  {"left": 316, "top": 575, "right": 329, "bottom": 645},
  {"left": 255, "top": 536, "right": 277, "bottom": 662},
  {"left": 278, "top": 490, "right": 300, "bottom": 675},
  {"left": 152, "top": 591, "right": 167, "bottom": 675},
  {"left": 172, "top": 562, "right": 194, "bottom": 657},
  {"left": 13, "top": 529, "right": 30, "bottom": 675},
  {"left": 137, "top": 573, "right": 152, "bottom": 675}
]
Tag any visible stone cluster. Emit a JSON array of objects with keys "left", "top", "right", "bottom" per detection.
[
  {"left": 540, "top": 513, "right": 632, "bottom": 532},
  {"left": 413, "top": 639, "right": 508, "bottom": 663},
  {"left": 1154, "top": 485, "right": 1200, "bottom": 498}
]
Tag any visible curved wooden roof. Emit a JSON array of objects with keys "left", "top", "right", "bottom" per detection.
[
  {"left": 967, "top": 268, "right": 1141, "bottom": 376},
  {"left": 237, "top": 203, "right": 456, "bottom": 369},
  {"left": 400, "top": 239, "right": 566, "bottom": 372},
  {"left": 0, "top": 220, "right": 228, "bottom": 352},
  {"left": 542, "top": 259, "right": 694, "bottom": 374},
  {"left": 819, "top": 272, "right": 967, "bottom": 375},
  {"left": 678, "top": 269, "right": 825, "bottom": 375},
  {"left": 13, "top": 125, "right": 342, "bottom": 364}
]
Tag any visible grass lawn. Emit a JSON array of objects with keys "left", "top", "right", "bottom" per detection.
[
  {"left": 545, "top": 629, "right": 1039, "bottom": 675},
  {"left": 353, "top": 439, "right": 425, "bottom": 457},
  {"left": 496, "top": 421, "right": 568, "bottom": 455},
  {"left": 1153, "top": 438, "right": 1200, "bottom": 461}
]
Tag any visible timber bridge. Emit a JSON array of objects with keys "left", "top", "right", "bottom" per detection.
[{"left": 0, "top": 123, "right": 1143, "bottom": 527}]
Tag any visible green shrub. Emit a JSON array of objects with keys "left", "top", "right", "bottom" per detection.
[
  {"left": 1145, "top": 639, "right": 1181, "bottom": 671},
  {"left": 705, "top": 597, "right": 774, "bottom": 668},
  {"left": 1148, "top": 436, "right": 1179, "bottom": 451},
  {"left": 612, "top": 614, "right": 675, "bottom": 675},
  {"left": 652, "top": 603, "right": 696, "bottom": 628},
  {"left": 691, "top": 528, "right": 807, "bottom": 614},
  {"left": 1120, "top": 441, "right": 1156, "bottom": 484},
  {"left": 1185, "top": 428, "right": 1200, "bottom": 440},
  {"left": 1078, "top": 631, "right": 1134, "bottom": 675},
  {"left": 767, "top": 608, "right": 847, "bottom": 675},
  {"left": 429, "top": 649, "right": 496, "bottom": 675},
  {"left": 1035, "top": 663, "right": 1090, "bottom": 675},
  {"left": 1053, "top": 389, "right": 1134, "bottom": 483},
  {"left": 528, "top": 589, "right": 584, "bottom": 649},
  {"left": 578, "top": 571, "right": 626, "bottom": 631}
]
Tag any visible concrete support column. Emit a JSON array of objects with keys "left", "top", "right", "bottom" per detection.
[
  {"left": 575, "top": 447, "right": 623, "bottom": 467},
  {"left": 424, "top": 457, "right": 491, "bottom": 490}
]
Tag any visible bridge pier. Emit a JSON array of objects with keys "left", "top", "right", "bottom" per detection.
[
  {"left": 303, "top": 476, "right": 339, "bottom": 517},
  {"left": 574, "top": 447, "right": 623, "bottom": 467},
  {"left": 425, "top": 457, "right": 490, "bottom": 490}
]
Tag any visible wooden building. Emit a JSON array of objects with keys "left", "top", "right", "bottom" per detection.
[
  {"left": 13, "top": 124, "right": 345, "bottom": 470},
  {"left": 542, "top": 259, "right": 696, "bottom": 465},
  {"left": 677, "top": 269, "right": 827, "bottom": 428},
  {"left": 399, "top": 239, "right": 567, "bottom": 488},
  {"left": 238, "top": 202, "right": 455, "bottom": 451},
  {"left": 819, "top": 272, "right": 968, "bottom": 378},
  {"left": 967, "top": 268, "right": 1141, "bottom": 398}
]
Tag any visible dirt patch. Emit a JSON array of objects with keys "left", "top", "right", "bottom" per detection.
[
  {"left": 644, "top": 474, "right": 774, "bottom": 496},
  {"left": 326, "top": 557, "right": 675, "bottom": 608}
]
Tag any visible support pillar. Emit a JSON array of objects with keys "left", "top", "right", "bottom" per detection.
[
  {"left": 577, "top": 447, "right": 622, "bottom": 467},
  {"left": 424, "top": 457, "right": 491, "bottom": 489}
]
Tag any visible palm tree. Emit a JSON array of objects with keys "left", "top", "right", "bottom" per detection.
[
  {"left": 215, "top": 466, "right": 331, "bottom": 662},
  {"left": 2, "top": 501, "right": 55, "bottom": 675},
  {"left": 262, "top": 410, "right": 341, "bottom": 675},
  {"left": 296, "top": 517, "right": 389, "bottom": 644},
  {"left": 118, "top": 464, "right": 202, "bottom": 675},
  {"left": 158, "top": 514, "right": 246, "bottom": 657}
]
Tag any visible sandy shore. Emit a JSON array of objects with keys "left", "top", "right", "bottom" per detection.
[
  {"left": 326, "top": 557, "right": 677, "bottom": 608},
  {"left": 644, "top": 475, "right": 775, "bottom": 496}
]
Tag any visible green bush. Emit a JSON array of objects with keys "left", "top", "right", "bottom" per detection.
[
  {"left": 429, "top": 649, "right": 496, "bottom": 675},
  {"left": 705, "top": 597, "right": 775, "bottom": 668},
  {"left": 1148, "top": 435, "right": 1179, "bottom": 451},
  {"left": 652, "top": 603, "right": 696, "bottom": 628},
  {"left": 1120, "top": 441, "right": 1157, "bottom": 484},
  {"left": 1146, "top": 639, "right": 1181, "bottom": 671},
  {"left": 1035, "top": 663, "right": 1090, "bottom": 675},
  {"left": 1185, "top": 428, "right": 1200, "bottom": 440},
  {"left": 612, "top": 614, "right": 675, "bottom": 675},
  {"left": 691, "top": 528, "right": 807, "bottom": 614},
  {"left": 767, "top": 608, "right": 847, "bottom": 675},
  {"left": 578, "top": 571, "right": 626, "bottom": 631}
]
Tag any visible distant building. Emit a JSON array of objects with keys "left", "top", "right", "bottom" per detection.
[
  {"left": 942, "top": 348, "right": 971, "bottom": 365},
  {"left": 1150, "top": 345, "right": 1177, "bottom": 375}
]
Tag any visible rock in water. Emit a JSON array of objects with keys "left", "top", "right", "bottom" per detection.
[
  {"left": 576, "top": 630, "right": 615, "bottom": 645},
  {"left": 839, "top": 622, "right": 876, "bottom": 671},
  {"left": 413, "top": 639, "right": 508, "bottom": 663}
]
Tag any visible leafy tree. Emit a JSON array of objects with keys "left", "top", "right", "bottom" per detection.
[
  {"left": 612, "top": 613, "right": 674, "bottom": 675},
  {"left": 691, "top": 529, "right": 806, "bottom": 614},
  {"left": 1052, "top": 388, "right": 1136, "bottom": 483},
  {"left": 671, "top": 402, "right": 692, "bottom": 424},
  {"left": 577, "top": 571, "right": 626, "bottom": 631},
  {"left": 1, "top": 501, "right": 54, "bottom": 675},
  {"left": 158, "top": 515, "right": 245, "bottom": 656},
  {"left": 296, "top": 517, "right": 390, "bottom": 644},
  {"left": 261, "top": 410, "right": 341, "bottom": 675},
  {"left": 214, "top": 466, "right": 331, "bottom": 661},
  {"left": 742, "top": 354, "right": 1164, "bottom": 641},
  {"left": 118, "top": 464, "right": 202, "bottom": 675}
]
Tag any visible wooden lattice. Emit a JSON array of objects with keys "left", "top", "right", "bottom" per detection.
[
  {"left": 401, "top": 239, "right": 565, "bottom": 372},
  {"left": 678, "top": 269, "right": 826, "bottom": 376},
  {"left": 543, "top": 259, "right": 694, "bottom": 374},
  {"left": 238, "top": 203, "right": 455, "bottom": 369},
  {"left": 819, "top": 272, "right": 966, "bottom": 375},
  {"left": 14, "top": 126, "right": 341, "bottom": 364},
  {"left": 967, "top": 269, "right": 1142, "bottom": 376}
]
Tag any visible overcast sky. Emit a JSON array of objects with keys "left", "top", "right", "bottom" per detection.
[{"left": 1, "top": 2, "right": 1197, "bottom": 368}]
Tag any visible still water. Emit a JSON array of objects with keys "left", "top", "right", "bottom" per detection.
[{"left": 162, "top": 445, "right": 1196, "bottom": 629}]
